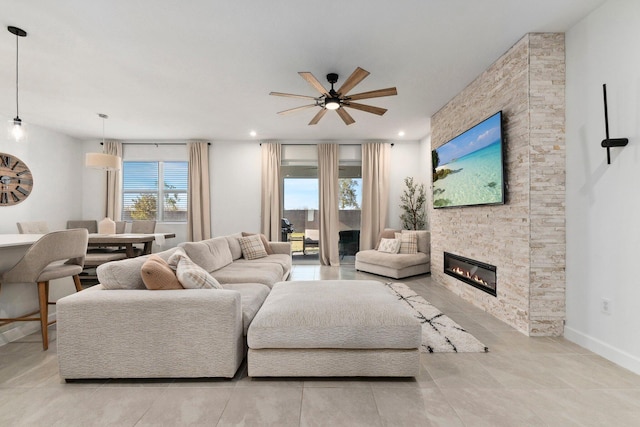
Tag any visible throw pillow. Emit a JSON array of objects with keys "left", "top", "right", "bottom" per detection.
[
  {"left": 241, "top": 232, "right": 274, "bottom": 255},
  {"left": 395, "top": 232, "right": 418, "bottom": 254},
  {"left": 238, "top": 234, "right": 268, "bottom": 260},
  {"left": 375, "top": 228, "right": 399, "bottom": 250},
  {"left": 377, "top": 238, "right": 401, "bottom": 254},
  {"left": 167, "top": 247, "right": 186, "bottom": 269},
  {"left": 140, "top": 255, "right": 183, "bottom": 290},
  {"left": 176, "top": 253, "right": 222, "bottom": 289}
]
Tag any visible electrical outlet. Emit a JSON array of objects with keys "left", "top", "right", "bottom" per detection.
[{"left": 601, "top": 298, "right": 612, "bottom": 315}]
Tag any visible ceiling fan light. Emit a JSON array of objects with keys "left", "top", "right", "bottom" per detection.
[{"left": 325, "top": 98, "right": 340, "bottom": 110}]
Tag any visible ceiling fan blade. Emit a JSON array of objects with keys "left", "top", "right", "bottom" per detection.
[
  {"left": 270, "top": 91, "right": 318, "bottom": 100},
  {"left": 337, "top": 67, "right": 370, "bottom": 96},
  {"left": 308, "top": 108, "right": 328, "bottom": 125},
  {"left": 299, "top": 72, "right": 329, "bottom": 96},
  {"left": 278, "top": 104, "right": 317, "bottom": 115},
  {"left": 336, "top": 107, "right": 355, "bottom": 125},
  {"left": 343, "top": 102, "right": 387, "bottom": 116},
  {"left": 347, "top": 87, "right": 397, "bottom": 101}
]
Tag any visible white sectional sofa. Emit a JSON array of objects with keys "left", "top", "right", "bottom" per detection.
[
  {"left": 57, "top": 233, "right": 290, "bottom": 380},
  {"left": 355, "top": 230, "right": 431, "bottom": 279}
]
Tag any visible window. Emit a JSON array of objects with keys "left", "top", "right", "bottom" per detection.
[{"left": 122, "top": 161, "right": 188, "bottom": 222}]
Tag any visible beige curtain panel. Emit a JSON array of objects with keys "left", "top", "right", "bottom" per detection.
[
  {"left": 104, "top": 140, "right": 123, "bottom": 221},
  {"left": 260, "top": 142, "right": 282, "bottom": 241},
  {"left": 318, "top": 144, "right": 340, "bottom": 266},
  {"left": 360, "top": 143, "right": 390, "bottom": 250},
  {"left": 187, "top": 141, "right": 212, "bottom": 242}
]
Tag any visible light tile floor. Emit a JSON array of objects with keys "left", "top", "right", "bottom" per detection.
[{"left": 1, "top": 264, "right": 640, "bottom": 426}]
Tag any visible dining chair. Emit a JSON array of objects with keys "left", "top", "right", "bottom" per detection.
[
  {"left": 131, "top": 220, "right": 156, "bottom": 234},
  {"left": 115, "top": 221, "right": 126, "bottom": 234},
  {"left": 66, "top": 220, "right": 98, "bottom": 233},
  {"left": 0, "top": 228, "right": 89, "bottom": 350},
  {"left": 130, "top": 220, "right": 157, "bottom": 255},
  {"left": 16, "top": 221, "right": 49, "bottom": 234}
]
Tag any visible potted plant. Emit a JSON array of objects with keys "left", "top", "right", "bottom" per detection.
[{"left": 399, "top": 177, "right": 426, "bottom": 230}]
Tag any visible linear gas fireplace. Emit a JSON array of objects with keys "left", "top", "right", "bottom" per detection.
[{"left": 444, "top": 252, "right": 497, "bottom": 296}]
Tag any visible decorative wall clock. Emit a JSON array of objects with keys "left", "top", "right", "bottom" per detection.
[
  {"left": 0, "top": 152, "right": 33, "bottom": 206},
  {"left": 601, "top": 83, "right": 629, "bottom": 165}
]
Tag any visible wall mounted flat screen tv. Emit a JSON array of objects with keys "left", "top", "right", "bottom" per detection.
[{"left": 432, "top": 111, "right": 505, "bottom": 209}]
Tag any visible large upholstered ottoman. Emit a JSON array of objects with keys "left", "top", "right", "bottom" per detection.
[{"left": 247, "top": 280, "right": 421, "bottom": 377}]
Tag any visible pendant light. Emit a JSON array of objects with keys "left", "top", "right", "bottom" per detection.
[
  {"left": 85, "top": 113, "right": 121, "bottom": 170},
  {"left": 7, "top": 26, "right": 27, "bottom": 141}
]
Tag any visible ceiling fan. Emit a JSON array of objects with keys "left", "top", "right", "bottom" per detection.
[{"left": 270, "top": 67, "right": 397, "bottom": 126}]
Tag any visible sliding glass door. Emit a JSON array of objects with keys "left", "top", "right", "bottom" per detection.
[{"left": 281, "top": 145, "right": 362, "bottom": 262}]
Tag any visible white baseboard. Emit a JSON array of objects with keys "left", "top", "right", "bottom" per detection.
[{"left": 564, "top": 326, "right": 640, "bottom": 375}]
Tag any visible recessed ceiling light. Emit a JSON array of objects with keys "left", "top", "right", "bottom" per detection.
[
  {"left": 398, "top": 131, "right": 405, "bottom": 137},
  {"left": 250, "top": 131, "right": 257, "bottom": 137}
]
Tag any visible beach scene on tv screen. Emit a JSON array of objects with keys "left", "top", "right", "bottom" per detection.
[{"left": 432, "top": 113, "right": 503, "bottom": 208}]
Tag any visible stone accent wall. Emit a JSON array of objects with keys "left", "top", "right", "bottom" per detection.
[{"left": 430, "top": 33, "right": 565, "bottom": 336}]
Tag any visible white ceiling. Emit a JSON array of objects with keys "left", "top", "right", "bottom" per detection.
[{"left": 0, "top": 0, "right": 606, "bottom": 142}]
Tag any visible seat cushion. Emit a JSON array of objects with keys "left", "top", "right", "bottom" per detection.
[
  {"left": 223, "top": 283, "right": 270, "bottom": 335},
  {"left": 248, "top": 280, "right": 421, "bottom": 350},
  {"left": 233, "top": 254, "right": 291, "bottom": 277},
  {"left": 179, "top": 237, "right": 233, "bottom": 272},
  {"left": 38, "top": 264, "right": 83, "bottom": 282},
  {"left": 225, "top": 232, "right": 244, "bottom": 260},
  {"left": 210, "top": 262, "right": 284, "bottom": 288},
  {"left": 356, "top": 250, "right": 429, "bottom": 270}
]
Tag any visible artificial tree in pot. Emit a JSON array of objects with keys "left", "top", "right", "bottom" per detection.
[{"left": 400, "top": 177, "right": 426, "bottom": 230}]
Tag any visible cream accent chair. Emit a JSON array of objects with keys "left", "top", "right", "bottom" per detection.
[
  {"left": 355, "top": 230, "right": 431, "bottom": 279},
  {"left": 16, "top": 221, "right": 49, "bottom": 234},
  {"left": 0, "top": 229, "right": 89, "bottom": 350}
]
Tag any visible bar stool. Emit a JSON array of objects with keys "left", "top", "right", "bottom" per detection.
[{"left": 0, "top": 229, "right": 89, "bottom": 350}]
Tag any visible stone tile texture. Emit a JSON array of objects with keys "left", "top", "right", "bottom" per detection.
[{"left": 430, "top": 33, "right": 566, "bottom": 336}]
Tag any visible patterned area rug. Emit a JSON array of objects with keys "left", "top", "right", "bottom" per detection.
[{"left": 385, "top": 282, "right": 489, "bottom": 353}]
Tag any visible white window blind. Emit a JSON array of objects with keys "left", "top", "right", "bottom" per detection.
[{"left": 122, "top": 161, "right": 188, "bottom": 222}]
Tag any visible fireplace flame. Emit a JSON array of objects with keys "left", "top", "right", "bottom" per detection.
[{"left": 450, "top": 266, "right": 490, "bottom": 286}]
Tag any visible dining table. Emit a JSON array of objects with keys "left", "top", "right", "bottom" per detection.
[
  {"left": 0, "top": 232, "right": 177, "bottom": 270},
  {"left": 87, "top": 232, "right": 176, "bottom": 258},
  {"left": 0, "top": 234, "right": 42, "bottom": 271}
]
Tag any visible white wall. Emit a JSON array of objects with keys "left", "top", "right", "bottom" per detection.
[
  {"left": 565, "top": 0, "right": 640, "bottom": 374},
  {"left": 0, "top": 118, "right": 84, "bottom": 344},
  {"left": 79, "top": 139, "right": 426, "bottom": 242},
  {"left": 387, "top": 140, "right": 425, "bottom": 230},
  {"left": 211, "top": 140, "right": 263, "bottom": 235},
  {"left": 0, "top": 117, "right": 84, "bottom": 233},
  {"left": 209, "top": 140, "right": 426, "bottom": 235}
]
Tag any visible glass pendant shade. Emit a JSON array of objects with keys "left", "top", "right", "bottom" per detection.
[
  {"left": 8, "top": 117, "right": 26, "bottom": 141},
  {"left": 8, "top": 26, "right": 27, "bottom": 142}
]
